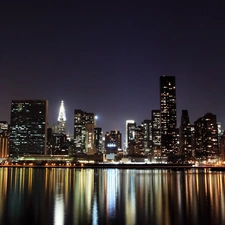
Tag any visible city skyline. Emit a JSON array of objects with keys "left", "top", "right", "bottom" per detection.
[{"left": 1, "top": 2, "right": 225, "bottom": 137}]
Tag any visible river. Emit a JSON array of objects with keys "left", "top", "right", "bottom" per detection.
[{"left": 0, "top": 167, "right": 224, "bottom": 225}]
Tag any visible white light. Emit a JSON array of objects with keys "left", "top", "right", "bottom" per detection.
[
  {"left": 95, "top": 115, "right": 98, "bottom": 120},
  {"left": 58, "top": 100, "right": 66, "bottom": 121}
]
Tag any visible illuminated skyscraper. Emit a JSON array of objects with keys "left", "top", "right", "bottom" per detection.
[
  {"left": 0, "top": 121, "right": 9, "bottom": 158},
  {"left": 9, "top": 100, "right": 48, "bottom": 156},
  {"left": 194, "top": 113, "right": 219, "bottom": 159},
  {"left": 160, "top": 76, "right": 177, "bottom": 157},
  {"left": 141, "top": 119, "right": 152, "bottom": 154},
  {"left": 94, "top": 127, "right": 103, "bottom": 153},
  {"left": 58, "top": 100, "right": 66, "bottom": 134},
  {"left": 0, "top": 133, "right": 8, "bottom": 158},
  {"left": 152, "top": 110, "right": 161, "bottom": 156},
  {"left": 105, "top": 130, "right": 122, "bottom": 154},
  {"left": 0, "top": 121, "right": 8, "bottom": 135},
  {"left": 74, "top": 109, "right": 96, "bottom": 153},
  {"left": 125, "top": 120, "right": 136, "bottom": 149}
]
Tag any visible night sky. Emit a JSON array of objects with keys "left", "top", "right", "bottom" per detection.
[{"left": 1, "top": 2, "right": 225, "bottom": 140}]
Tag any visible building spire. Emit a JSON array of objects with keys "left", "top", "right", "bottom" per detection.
[
  {"left": 58, "top": 100, "right": 66, "bottom": 134},
  {"left": 58, "top": 100, "right": 66, "bottom": 122}
]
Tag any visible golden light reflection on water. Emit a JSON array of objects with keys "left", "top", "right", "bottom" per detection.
[{"left": 0, "top": 168, "right": 225, "bottom": 225}]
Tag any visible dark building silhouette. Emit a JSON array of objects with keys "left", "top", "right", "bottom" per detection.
[
  {"left": 94, "top": 127, "right": 103, "bottom": 153},
  {"left": 9, "top": 100, "right": 48, "bottom": 156},
  {"left": 133, "top": 125, "right": 145, "bottom": 155},
  {"left": 141, "top": 119, "right": 152, "bottom": 154},
  {"left": 179, "top": 110, "right": 193, "bottom": 162},
  {"left": 47, "top": 127, "right": 68, "bottom": 155},
  {"left": 105, "top": 130, "right": 122, "bottom": 154},
  {"left": 194, "top": 113, "right": 219, "bottom": 159},
  {"left": 160, "top": 76, "right": 177, "bottom": 157},
  {"left": 220, "top": 131, "right": 225, "bottom": 161}
]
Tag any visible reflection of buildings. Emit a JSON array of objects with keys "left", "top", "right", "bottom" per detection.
[
  {"left": 160, "top": 76, "right": 177, "bottom": 157},
  {"left": 9, "top": 100, "right": 48, "bottom": 156},
  {"left": 74, "top": 110, "right": 96, "bottom": 154},
  {"left": 105, "top": 131, "right": 122, "bottom": 154},
  {"left": 194, "top": 113, "right": 219, "bottom": 159}
]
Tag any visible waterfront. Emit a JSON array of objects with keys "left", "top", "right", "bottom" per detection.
[{"left": 0, "top": 168, "right": 225, "bottom": 225}]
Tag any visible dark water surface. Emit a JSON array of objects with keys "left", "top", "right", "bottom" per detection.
[{"left": 0, "top": 167, "right": 225, "bottom": 225}]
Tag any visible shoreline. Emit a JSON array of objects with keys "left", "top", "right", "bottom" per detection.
[{"left": 1, "top": 163, "right": 225, "bottom": 171}]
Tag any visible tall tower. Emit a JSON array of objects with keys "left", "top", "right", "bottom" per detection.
[
  {"left": 194, "top": 113, "right": 219, "bottom": 159},
  {"left": 160, "top": 76, "right": 177, "bottom": 157},
  {"left": 152, "top": 110, "right": 161, "bottom": 157},
  {"left": 74, "top": 109, "right": 96, "bottom": 154},
  {"left": 141, "top": 119, "right": 152, "bottom": 154},
  {"left": 179, "top": 110, "right": 192, "bottom": 161},
  {"left": 58, "top": 100, "right": 66, "bottom": 134},
  {"left": 125, "top": 120, "right": 136, "bottom": 149},
  {"left": 9, "top": 100, "right": 48, "bottom": 156}
]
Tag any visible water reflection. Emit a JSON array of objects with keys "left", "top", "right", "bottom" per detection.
[{"left": 0, "top": 168, "right": 225, "bottom": 225}]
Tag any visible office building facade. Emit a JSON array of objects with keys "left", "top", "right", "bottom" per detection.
[
  {"left": 94, "top": 127, "right": 103, "bottom": 153},
  {"left": 160, "top": 76, "right": 177, "bottom": 157},
  {"left": 9, "top": 100, "right": 48, "bottom": 156},
  {"left": 74, "top": 109, "right": 96, "bottom": 153},
  {"left": 179, "top": 110, "right": 193, "bottom": 161},
  {"left": 125, "top": 120, "right": 136, "bottom": 150},
  {"left": 141, "top": 119, "right": 152, "bottom": 154},
  {"left": 105, "top": 130, "right": 122, "bottom": 154},
  {"left": 152, "top": 110, "right": 161, "bottom": 156},
  {"left": 194, "top": 113, "right": 219, "bottom": 159}
]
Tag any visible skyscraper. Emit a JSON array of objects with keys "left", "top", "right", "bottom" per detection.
[
  {"left": 9, "top": 100, "right": 48, "bottom": 156},
  {"left": 74, "top": 109, "right": 96, "bottom": 153},
  {"left": 105, "top": 130, "right": 122, "bottom": 154},
  {"left": 57, "top": 100, "right": 66, "bottom": 134},
  {"left": 141, "top": 119, "right": 152, "bottom": 154},
  {"left": 94, "top": 127, "right": 103, "bottom": 153},
  {"left": 160, "top": 76, "right": 177, "bottom": 157},
  {"left": 152, "top": 110, "right": 161, "bottom": 156},
  {"left": 194, "top": 113, "right": 219, "bottom": 159},
  {"left": 179, "top": 110, "right": 193, "bottom": 161},
  {"left": 0, "top": 133, "right": 8, "bottom": 158},
  {"left": 125, "top": 120, "right": 136, "bottom": 150},
  {"left": 0, "top": 121, "right": 9, "bottom": 135}
]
